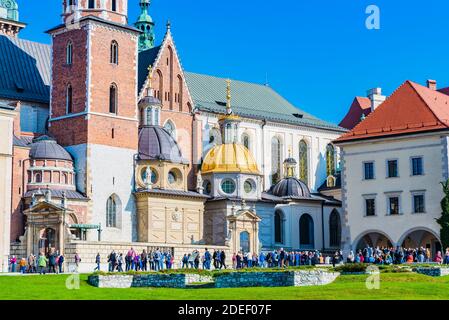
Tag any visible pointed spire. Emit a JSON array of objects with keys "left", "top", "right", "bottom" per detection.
[
  {"left": 226, "top": 79, "right": 232, "bottom": 115},
  {"left": 135, "top": 0, "right": 155, "bottom": 51},
  {"left": 166, "top": 19, "right": 171, "bottom": 31}
]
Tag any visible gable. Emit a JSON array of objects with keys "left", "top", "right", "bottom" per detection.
[
  {"left": 336, "top": 81, "right": 449, "bottom": 143},
  {"left": 138, "top": 31, "right": 193, "bottom": 113}
]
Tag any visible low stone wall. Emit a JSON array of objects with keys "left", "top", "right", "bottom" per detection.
[
  {"left": 88, "top": 273, "right": 214, "bottom": 288},
  {"left": 214, "top": 270, "right": 339, "bottom": 288},
  {"left": 88, "top": 270, "right": 339, "bottom": 289},
  {"left": 415, "top": 267, "right": 449, "bottom": 277}
]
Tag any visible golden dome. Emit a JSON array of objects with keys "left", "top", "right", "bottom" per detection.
[{"left": 202, "top": 143, "right": 261, "bottom": 175}]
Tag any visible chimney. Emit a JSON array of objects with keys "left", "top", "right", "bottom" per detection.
[
  {"left": 427, "top": 79, "right": 437, "bottom": 90},
  {"left": 367, "top": 87, "right": 386, "bottom": 112}
]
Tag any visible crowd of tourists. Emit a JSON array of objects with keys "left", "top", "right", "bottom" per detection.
[
  {"left": 346, "top": 247, "right": 449, "bottom": 265},
  {"left": 7, "top": 250, "right": 72, "bottom": 274},
  {"left": 96, "top": 247, "right": 175, "bottom": 272},
  {"left": 7, "top": 246, "right": 449, "bottom": 274}
]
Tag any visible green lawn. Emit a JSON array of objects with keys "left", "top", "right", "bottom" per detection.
[{"left": 0, "top": 273, "right": 448, "bottom": 300}]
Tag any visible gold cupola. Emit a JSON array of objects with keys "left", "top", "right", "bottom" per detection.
[{"left": 201, "top": 79, "right": 261, "bottom": 175}]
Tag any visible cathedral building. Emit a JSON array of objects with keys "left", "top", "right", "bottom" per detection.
[{"left": 0, "top": 0, "right": 345, "bottom": 271}]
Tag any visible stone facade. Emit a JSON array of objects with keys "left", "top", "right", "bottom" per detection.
[
  {"left": 135, "top": 192, "right": 205, "bottom": 244},
  {"left": 0, "top": 105, "right": 16, "bottom": 272},
  {"left": 63, "top": 240, "right": 231, "bottom": 273}
]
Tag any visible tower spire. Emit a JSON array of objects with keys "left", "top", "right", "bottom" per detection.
[
  {"left": 135, "top": 0, "right": 155, "bottom": 51},
  {"left": 226, "top": 79, "right": 232, "bottom": 115}
]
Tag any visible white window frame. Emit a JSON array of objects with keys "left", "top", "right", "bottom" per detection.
[
  {"left": 362, "top": 194, "right": 377, "bottom": 217},
  {"left": 386, "top": 158, "right": 399, "bottom": 178},
  {"left": 385, "top": 191, "right": 403, "bottom": 216},
  {"left": 362, "top": 161, "right": 375, "bottom": 180},
  {"left": 411, "top": 190, "right": 426, "bottom": 214},
  {"left": 410, "top": 156, "right": 424, "bottom": 176}
]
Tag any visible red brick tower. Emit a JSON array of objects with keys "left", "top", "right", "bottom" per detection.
[{"left": 47, "top": 0, "right": 140, "bottom": 242}]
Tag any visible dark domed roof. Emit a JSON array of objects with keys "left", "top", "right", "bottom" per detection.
[
  {"left": 270, "top": 177, "right": 311, "bottom": 198},
  {"left": 138, "top": 125, "right": 185, "bottom": 163},
  {"left": 139, "top": 95, "right": 161, "bottom": 106},
  {"left": 30, "top": 136, "right": 72, "bottom": 161}
]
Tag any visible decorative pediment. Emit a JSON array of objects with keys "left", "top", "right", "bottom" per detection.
[
  {"left": 24, "top": 201, "right": 72, "bottom": 215},
  {"left": 228, "top": 210, "right": 261, "bottom": 222}
]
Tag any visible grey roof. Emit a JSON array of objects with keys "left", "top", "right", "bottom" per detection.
[
  {"left": 138, "top": 125, "right": 187, "bottom": 163},
  {"left": 269, "top": 177, "right": 312, "bottom": 198},
  {"left": 0, "top": 35, "right": 51, "bottom": 103},
  {"left": 318, "top": 172, "right": 341, "bottom": 192},
  {"left": 138, "top": 45, "right": 161, "bottom": 92},
  {"left": 136, "top": 188, "right": 209, "bottom": 199},
  {"left": 29, "top": 135, "right": 72, "bottom": 161},
  {"left": 184, "top": 72, "right": 345, "bottom": 132},
  {"left": 13, "top": 135, "right": 33, "bottom": 147},
  {"left": 24, "top": 188, "right": 88, "bottom": 200}
]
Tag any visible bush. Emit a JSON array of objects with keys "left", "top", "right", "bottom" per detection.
[{"left": 334, "top": 263, "right": 367, "bottom": 273}]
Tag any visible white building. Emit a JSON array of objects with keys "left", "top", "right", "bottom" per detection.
[{"left": 335, "top": 80, "right": 449, "bottom": 256}]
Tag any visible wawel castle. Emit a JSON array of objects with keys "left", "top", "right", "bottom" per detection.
[{"left": 0, "top": 0, "right": 446, "bottom": 271}]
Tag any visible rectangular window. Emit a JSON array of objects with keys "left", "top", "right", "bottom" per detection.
[
  {"left": 411, "top": 157, "right": 423, "bottom": 176},
  {"left": 413, "top": 194, "right": 425, "bottom": 213},
  {"left": 365, "top": 199, "right": 376, "bottom": 216},
  {"left": 387, "top": 160, "right": 398, "bottom": 178},
  {"left": 364, "top": 162, "right": 374, "bottom": 180},
  {"left": 389, "top": 197, "right": 399, "bottom": 215},
  {"left": 88, "top": 0, "right": 95, "bottom": 9}
]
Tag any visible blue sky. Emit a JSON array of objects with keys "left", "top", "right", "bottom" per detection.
[{"left": 17, "top": 0, "right": 449, "bottom": 125}]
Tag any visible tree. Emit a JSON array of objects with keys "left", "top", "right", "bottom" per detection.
[{"left": 436, "top": 180, "right": 449, "bottom": 251}]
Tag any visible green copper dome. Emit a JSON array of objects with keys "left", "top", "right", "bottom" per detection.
[
  {"left": 0, "top": 0, "right": 19, "bottom": 22},
  {"left": 135, "top": 0, "right": 155, "bottom": 51}
]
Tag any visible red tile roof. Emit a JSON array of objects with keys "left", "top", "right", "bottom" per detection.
[
  {"left": 335, "top": 80, "right": 449, "bottom": 143},
  {"left": 338, "top": 96, "right": 372, "bottom": 130}
]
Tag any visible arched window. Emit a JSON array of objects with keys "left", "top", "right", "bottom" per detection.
[
  {"left": 157, "top": 70, "right": 163, "bottom": 102},
  {"left": 271, "top": 136, "right": 282, "bottom": 185},
  {"left": 66, "top": 41, "right": 73, "bottom": 65},
  {"left": 88, "top": 0, "right": 95, "bottom": 9},
  {"left": 109, "top": 84, "right": 117, "bottom": 114},
  {"left": 111, "top": 0, "right": 117, "bottom": 11},
  {"left": 298, "top": 140, "right": 308, "bottom": 184},
  {"left": 242, "top": 133, "right": 250, "bottom": 150},
  {"left": 326, "top": 144, "right": 335, "bottom": 176},
  {"left": 110, "top": 41, "right": 118, "bottom": 64},
  {"left": 35, "top": 172, "right": 42, "bottom": 183},
  {"left": 300, "top": 214, "right": 314, "bottom": 247},
  {"left": 329, "top": 210, "right": 341, "bottom": 247},
  {"left": 164, "top": 120, "right": 176, "bottom": 138},
  {"left": 106, "top": 195, "right": 120, "bottom": 228},
  {"left": 66, "top": 84, "right": 73, "bottom": 114},
  {"left": 274, "top": 210, "right": 283, "bottom": 244},
  {"left": 63, "top": 173, "right": 68, "bottom": 185},
  {"left": 209, "top": 128, "right": 221, "bottom": 145},
  {"left": 177, "top": 75, "right": 183, "bottom": 111}
]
